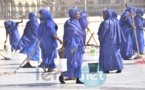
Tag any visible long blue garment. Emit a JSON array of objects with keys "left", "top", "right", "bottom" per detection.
[
  {"left": 39, "top": 9, "right": 58, "bottom": 69},
  {"left": 132, "top": 8, "right": 144, "bottom": 54},
  {"left": 119, "top": 7, "right": 134, "bottom": 59},
  {"left": 61, "top": 8, "right": 84, "bottom": 78},
  {"left": 79, "top": 11, "right": 88, "bottom": 45},
  {"left": 16, "top": 13, "right": 40, "bottom": 61},
  {"left": 4, "top": 21, "right": 20, "bottom": 50},
  {"left": 98, "top": 9, "right": 126, "bottom": 71}
]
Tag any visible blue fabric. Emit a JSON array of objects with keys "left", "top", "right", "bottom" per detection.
[
  {"left": 132, "top": 8, "right": 144, "bottom": 54},
  {"left": 61, "top": 8, "right": 84, "bottom": 78},
  {"left": 4, "top": 21, "right": 20, "bottom": 50},
  {"left": 136, "top": 8, "right": 144, "bottom": 16},
  {"left": 119, "top": 7, "right": 134, "bottom": 59},
  {"left": 69, "top": 8, "right": 79, "bottom": 19},
  {"left": 16, "top": 13, "right": 40, "bottom": 61},
  {"left": 98, "top": 9, "right": 125, "bottom": 71},
  {"left": 39, "top": 9, "right": 58, "bottom": 69},
  {"left": 112, "top": 11, "right": 118, "bottom": 18},
  {"left": 79, "top": 11, "right": 88, "bottom": 45},
  {"left": 112, "top": 11, "right": 119, "bottom": 23}
]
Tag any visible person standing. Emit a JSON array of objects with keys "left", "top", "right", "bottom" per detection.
[
  {"left": 79, "top": 11, "right": 88, "bottom": 45},
  {"left": 38, "top": 9, "right": 62, "bottom": 72},
  {"left": 119, "top": 6, "right": 136, "bottom": 59},
  {"left": 16, "top": 12, "right": 40, "bottom": 68},
  {"left": 4, "top": 20, "right": 23, "bottom": 51},
  {"left": 59, "top": 8, "right": 84, "bottom": 84},
  {"left": 98, "top": 9, "right": 126, "bottom": 73},
  {"left": 133, "top": 8, "right": 145, "bottom": 54}
]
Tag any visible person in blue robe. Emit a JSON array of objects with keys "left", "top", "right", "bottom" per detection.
[
  {"left": 38, "top": 9, "right": 63, "bottom": 72},
  {"left": 98, "top": 9, "right": 126, "bottom": 73},
  {"left": 79, "top": 11, "right": 88, "bottom": 45},
  {"left": 4, "top": 20, "right": 23, "bottom": 51},
  {"left": 16, "top": 12, "right": 40, "bottom": 68},
  {"left": 59, "top": 8, "right": 84, "bottom": 84},
  {"left": 119, "top": 6, "right": 136, "bottom": 59},
  {"left": 132, "top": 8, "right": 145, "bottom": 54}
]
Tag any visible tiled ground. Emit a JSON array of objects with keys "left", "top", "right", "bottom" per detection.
[{"left": 0, "top": 48, "right": 145, "bottom": 90}]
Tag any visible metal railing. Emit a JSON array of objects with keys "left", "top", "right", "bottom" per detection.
[{"left": 0, "top": 0, "right": 145, "bottom": 20}]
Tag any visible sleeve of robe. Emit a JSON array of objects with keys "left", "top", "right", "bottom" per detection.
[
  {"left": 46, "top": 21, "right": 57, "bottom": 36},
  {"left": 15, "top": 22, "right": 21, "bottom": 27},
  {"left": 46, "top": 21, "right": 58, "bottom": 48},
  {"left": 126, "top": 16, "right": 134, "bottom": 27}
]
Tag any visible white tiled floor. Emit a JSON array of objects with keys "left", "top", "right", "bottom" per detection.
[{"left": 0, "top": 49, "right": 145, "bottom": 90}]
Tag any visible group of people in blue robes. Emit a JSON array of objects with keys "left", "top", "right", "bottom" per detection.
[
  {"left": 98, "top": 6, "right": 145, "bottom": 74},
  {"left": 3, "top": 5, "right": 145, "bottom": 84},
  {"left": 120, "top": 6, "right": 145, "bottom": 59}
]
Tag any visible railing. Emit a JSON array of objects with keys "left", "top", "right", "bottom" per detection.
[{"left": 0, "top": 2, "right": 145, "bottom": 20}]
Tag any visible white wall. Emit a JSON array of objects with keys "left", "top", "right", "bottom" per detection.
[{"left": 0, "top": 16, "right": 102, "bottom": 50}]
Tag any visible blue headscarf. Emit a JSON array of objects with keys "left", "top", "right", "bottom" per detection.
[
  {"left": 63, "top": 8, "right": 83, "bottom": 43},
  {"left": 4, "top": 21, "right": 12, "bottom": 28},
  {"left": 29, "top": 12, "right": 37, "bottom": 22},
  {"left": 103, "top": 9, "right": 112, "bottom": 19},
  {"left": 79, "top": 11, "right": 88, "bottom": 30},
  {"left": 131, "top": 6, "right": 136, "bottom": 13},
  {"left": 120, "top": 6, "right": 134, "bottom": 26},
  {"left": 16, "top": 12, "right": 39, "bottom": 50},
  {"left": 80, "top": 11, "right": 88, "bottom": 19},
  {"left": 125, "top": 6, "right": 133, "bottom": 13},
  {"left": 112, "top": 11, "right": 118, "bottom": 18},
  {"left": 39, "top": 9, "right": 54, "bottom": 22},
  {"left": 136, "top": 8, "right": 144, "bottom": 16},
  {"left": 69, "top": 8, "right": 79, "bottom": 19},
  {"left": 4, "top": 21, "right": 17, "bottom": 34},
  {"left": 98, "top": 9, "right": 126, "bottom": 44}
]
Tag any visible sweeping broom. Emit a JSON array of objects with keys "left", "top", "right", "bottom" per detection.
[
  {"left": 0, "top": 41, "right": 40, "bottom": 76},
  {"left": 0, "top": 54, "right": 11, "bottom": 60}
]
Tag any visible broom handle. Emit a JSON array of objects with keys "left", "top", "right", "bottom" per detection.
[
  {"left": 87, "top": 28, "right": 99, "bottom": 46},
  {"left": 0, "top": 54, "right": 5, "bottom": 57},
  {"left": 132, "top": 15, "right": 140, "bottom": 56},
  {"left": 16, "top": 40, "right": 40, "bottom": 71},
  {"left": 85, "top": 32, "right": 94, "bottom": 49}
]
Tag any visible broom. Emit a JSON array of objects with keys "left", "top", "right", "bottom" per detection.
[
  {"left": 0, "top": 54, "right": 11, "bottom": 60},
  {"left": 0, "top": 41, "right": 40, "bottom": 76}
]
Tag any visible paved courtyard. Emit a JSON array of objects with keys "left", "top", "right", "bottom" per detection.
[{"left": 0, "top": 48, "right": 145, "bottom": 90}]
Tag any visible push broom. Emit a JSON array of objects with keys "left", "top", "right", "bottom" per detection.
[
  {"left": 0, "top": 54, "right": 11, "bottom": 60},
  {"left": 0, "top": 40, "right": 41, "bottom": 76}
]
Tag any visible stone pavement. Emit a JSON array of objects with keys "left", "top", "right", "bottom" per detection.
[{"left": 0, "top": 48, "right": 145, "bottom": 90}]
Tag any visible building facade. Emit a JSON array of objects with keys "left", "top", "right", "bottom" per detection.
[{"left": 0, "top": 0, "right": 145, "bottom": 19}]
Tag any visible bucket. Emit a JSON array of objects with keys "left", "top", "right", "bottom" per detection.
[
  {"left": 4, "top": 44, "right": 11, "bottom": 52},
  {"left": 88, "top": 63, "right": 98, "bottom": 73},
  {"left": 55, "top": 58, "right": 67, "bottom": 72},
  {"left": 58, "top": 48, "right": 64, "bottom": 58}
]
